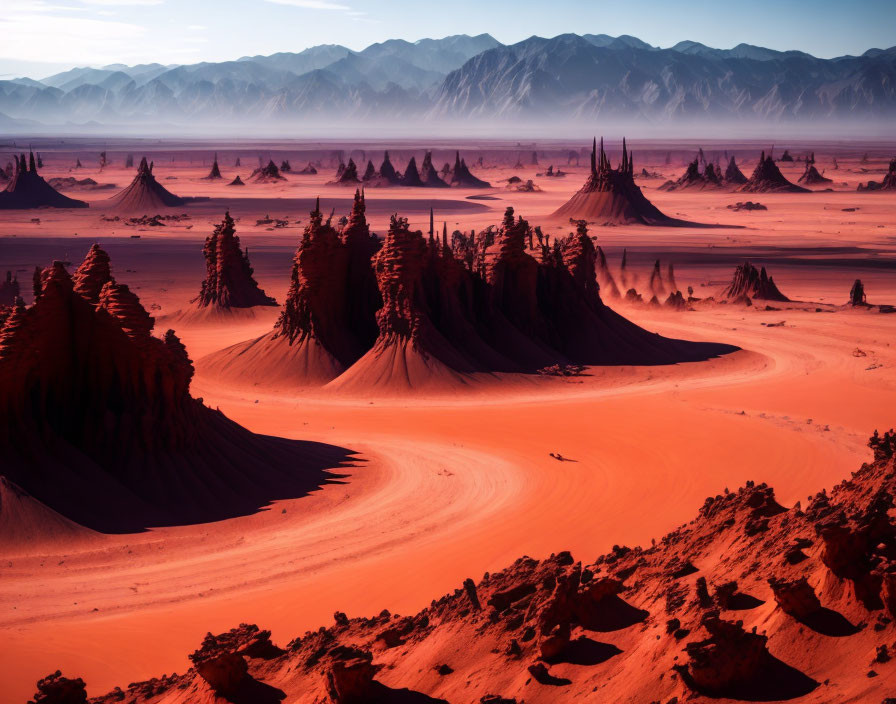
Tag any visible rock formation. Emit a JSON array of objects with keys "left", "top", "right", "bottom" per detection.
[
  {"left": 228, "top": 175, "right": 245, "bottom": 186},
  {"left": 0, "top": 152, "right": 88, "bottom": 209},
  {"left": 0, "top": 271, "right": 20, "bottom": 306},
  {"left": 400, "top": 156, "right": 423, "bottom": 187},
  {"left": 660, "top": 154, "right": 724, "bottom": 191},
  {"left": 739, "top": 152, "right": 809, "bottom": 193},
  {"left": 192, "top": 212, "right": 277, "bottom": 309},
  {"left": 724, "top": 156, "right": 748, "bottom": 185},
  {"left": 72, "top": 244, "right": 112, "bottom": 303},
  {"left": 419, "top": 151, "right": 448, "bottom": 187},
  {"left": 249, "top": 160, "right": 286, "bottom": 183},
  {"left": 206, "top": 202, "right": 732, "bottom": 391},
  {"left": 447, "top": 151, "right": 491, "bottom": 188},
  {"left": 849, "top": 279, "right": 868, "bottom": 306},
  {"left": 361, "top": 160, "right": 376, "bottom": 181},
  {"left": 46, "top": 429, "right": 896, "bottom": 702},
  {"left": 331, "top": 158, "right": 360, "bottom": 185},
  {"left": 298, "top": 163, "right": 317, "bottom": 175},
  {"left": 0, "top": 251, "right": 349, "bottom": 533},
  {"left": 125, "top": 154, "right": 134, "bottom": 169},
  {"left": 202, "top": 153, "right": 223, "bottom": 180},
  {"left": 202, "top": 192, "right": 381, "bottom": 386},
  {"left": 104, "top": 157, "right": 186, "bottom": 211},
  {"left": 721, "top": 262, "right": 790, "bottom": 302},
  {"left": 858, "top": 158, "right": 896, "bottom": 191},
  {"left": 797, "top": 153, "right": 832, "bottom": 186},
  {"left": 280, "top": 160, "right": 292, "bottom": 173},
  {"left": 551, "top": 138, "right": 688, "bottom": 225},
  {"left": 595, "top": 246, "right": 620, "bottom": 298}
]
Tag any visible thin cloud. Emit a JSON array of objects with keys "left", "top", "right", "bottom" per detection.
[{"left": 264, "top": 0, "right": 352, "bottom": 10}]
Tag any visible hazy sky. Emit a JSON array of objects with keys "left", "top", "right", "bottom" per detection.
[{"left": 1, "top": 0, "right": 893, "bottom": 79}]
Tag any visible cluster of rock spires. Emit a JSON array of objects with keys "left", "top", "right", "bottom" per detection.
[
  {"left": 192, "top": 212, "right": 277, "bottom": 309},
  {"left": 721, "top": 262, "right": 790, "bottom": 302},
  {"left": 858, "top": 158, "right": 896, "bottom": 191},
  {"left": 739, "top": 151, "right": 809, "bottom": 193},
  {"left": 551, "top": 138, "right": 688, "bottom": 226},
  {"left": 0, "top": 151, "right": 88, "bottom": 209},
  {"left": 0, "top": 246, "right": 348, "bottom": 533},
  {"left": 204, "top": 196, "right": 732, "bottom": 390},
  {"left": 797, "top": 153, "right": 832, "bottom": 186},
  {"left": 661, "top": 152, "right": 749, "bottom": 191},
  {"left": 332, "top": 151, "right": 490, "bottom": 188},
  {"left": 249, "top": 160, "right": 286, "bottom": 183},
  {"left": 104, "top": 157, "right": 187, "bottom": 212},
  {"left": 36, "top": 431, "right": 896, "bottom": 703},
  {"left": 0, "top": 271, "right": 20, "bottom": 306}
]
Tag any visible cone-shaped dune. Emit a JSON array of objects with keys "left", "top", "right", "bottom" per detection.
[
  {"left": 0, "top": 152, "right": 88, "bottom": 209},
  {"left": 205, "top": 200, "right": 735, "bottom": 392},
  {"left": 104, "top": 157, "right": 186, "bottom": 211},
  {"left": 552, "top": 138, "right": 691, "bottom": 225},
  {"left": 739, "top": 151, "right": 809, "bottom": 193},
  {"left": 721, "top": 261, "right": 790, "bottom": 302},
  {"left": 38, "top": 428, "right": 896, "bottom": 703},
  {"left": 0, "top": 253, "right": 351, "bottom": 534}
]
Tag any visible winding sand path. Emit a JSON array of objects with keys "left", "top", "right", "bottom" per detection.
[{"left": 2, "top": 303, "right": 894, "bottom": 703}]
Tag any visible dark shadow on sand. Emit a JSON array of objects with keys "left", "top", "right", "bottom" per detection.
[
  {"left": 798, "top": 608, "right": 860, "bottom": 637},
  {"left": 679, "top": 654, "right": 819, "bottom": 701},
  {"left": 369, "top": 682, "right": 450, "bottom": 703},
  {"left": 554, "top": 636, "right": 622, "bottom": 666},
  {"left": 725, "top": 593, "right": 765, "bottom": 610},
  {"left": 7, "top": 432, "right": 360, "bottom": 534}
]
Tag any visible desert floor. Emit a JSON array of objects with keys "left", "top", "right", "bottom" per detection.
[{"left": 0, "top": 138, "right": 894, "bottom": 703}]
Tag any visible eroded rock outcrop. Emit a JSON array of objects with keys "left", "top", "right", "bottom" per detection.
[
  {"left": 193, "top": 212, "right": 277, "bottom": 309},
  {"left": 849, "top": 279, "right": 868, "bottom": 306},
  {"left": 447, "top": 151, "right": 491, "bottom": 188},
  {"left": 0, "top": 152, "right": 88, "bottom": 209},
  {"left": 739, "top": 151, "right": 809, "bottom": 193},
  {"left": 724, "top": 156, "right": 748, "bottom": 185},
  {"left": 0, "top": 271, "right": 20, "bottom": 306},
  {"left": 797, "top": 153, "right": 832, "bottom": 186},
  {"left": 552, "top": 138, "right": 687, "bottom": 225},
  {"left": 858, "top": 158, "right": 896, "bottom": 191},
  {"left": 202, "top": 153, "right": 223, "bottom": 180},
  {"left": 721, "top": 261, "right": 790, "bottom": 302},
  {"left": 250, "top": 160, "right": 286, "bottom": 183},
  {"left": 660, "top": 154, "right": 724, "bottom": 191},
  {"left": 0, "top": 250, "right": 349, "bottom": 533}
]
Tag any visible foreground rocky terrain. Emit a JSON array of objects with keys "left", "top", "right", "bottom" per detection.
[{"left": 29, "top": 431, "right": 896, "bottom": 703}]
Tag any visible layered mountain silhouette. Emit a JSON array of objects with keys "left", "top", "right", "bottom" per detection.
[{"left": 1, "top": 34, "right": 894, "bottom": 129}]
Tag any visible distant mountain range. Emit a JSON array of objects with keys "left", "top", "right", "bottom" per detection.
[{"left": 0, "top": 33, "right": 894, "bottom": 133}]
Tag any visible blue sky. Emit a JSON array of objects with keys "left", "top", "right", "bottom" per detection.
[{"left": 1, "top": 0, "right": 893, "bottom": 78}]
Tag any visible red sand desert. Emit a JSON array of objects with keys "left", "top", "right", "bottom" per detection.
[{"left": 2, "top": 137, "right": 896, "bottom": 704}]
